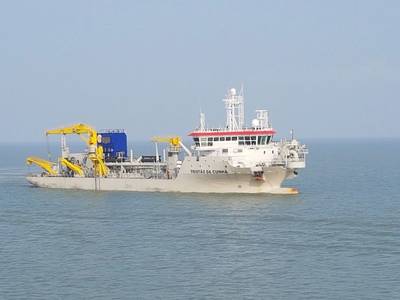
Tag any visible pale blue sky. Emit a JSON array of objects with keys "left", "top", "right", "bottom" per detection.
[{"left": 1, "top": 0, "right": 399, "bottom": 142}]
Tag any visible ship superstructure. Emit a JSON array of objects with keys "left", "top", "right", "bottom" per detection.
[{"left": 26, "top": 87, "right": 307, "bottom": 194}]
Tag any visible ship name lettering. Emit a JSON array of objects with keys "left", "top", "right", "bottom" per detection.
[{"left": 190, "top": 169, "right": 228, "bottom": 174}]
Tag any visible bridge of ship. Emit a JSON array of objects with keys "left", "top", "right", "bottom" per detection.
[{"left": 188, "top": 128, "right": 276, "bottom": 148}]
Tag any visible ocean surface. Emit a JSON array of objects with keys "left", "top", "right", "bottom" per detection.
[{"left": 0, "top": 139, "right": 399, "bottom": 299}]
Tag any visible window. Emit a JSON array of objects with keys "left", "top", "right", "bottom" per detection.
[
  {"left": 238, "top": 136, "right": 244, "bottom": 140},
  {"left": 220, "top": 137, "right": 225, "bottom": 141},
  {"left": 245, "top": 136, "right": 250, "bottom": 140},
  {"left": 251, "top": 136, "right": 256, "bottom": 140},
  {"left": 251, "top": 141, "right": 256, "bottom": 145},
  {"left": 258, "top": 136, "right": 267, "bottom": 145},
  {"left": 213, "top": 137, "right": 219, "bottom": 141},
  {"left": 245, "top": 141, "right": 251, "bottom": 145},
  {"left": 232, "top": 136, "right": 237, "bottom": 141},
  {"left": 102, "top": 136, "right": 111, "bottom": 144},
  {"left": 238, "top": 141, "right": 244, "bottom": 145},
  {"left": 222, "top": 149, "right": 228, "bottom": 153},
  {"left": 226, "top": 137, "right": 231, "bottom": 141},
  {"left": 208, "top": 142, "right": 213, "bottom": 146},
  {"left": 267, "top": 136, "right": 272, "bottom": 144},
  {"left": 208, "top": 137, "right": 213, "bottom": 141}
]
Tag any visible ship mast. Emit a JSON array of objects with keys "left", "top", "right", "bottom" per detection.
[{"left": 223, "top": 87, "right": 244, "bottom": 130}]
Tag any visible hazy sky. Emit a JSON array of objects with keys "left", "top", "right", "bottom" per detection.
[{"left": 1, "top": 0, "right": 399, "bottom": 142}]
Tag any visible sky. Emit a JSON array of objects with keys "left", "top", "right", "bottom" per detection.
[{"left": 0, "top": 0, "right": 399, "bottom": 143}]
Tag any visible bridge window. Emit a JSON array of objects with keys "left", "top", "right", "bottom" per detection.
[{"left": 258, "top": 136, "right": 267, "bottom": 145}]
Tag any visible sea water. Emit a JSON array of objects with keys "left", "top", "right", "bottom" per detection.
[{"left": 0, "top": 139, "right": 399, "bottom": 299}]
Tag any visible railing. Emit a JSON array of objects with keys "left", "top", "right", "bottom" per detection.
[
  {"left": 98, "top": 129, "right": 126, "bottom": 133},
  {"left": 270, "top": 157, "right": 306, "bottom": 167},
  {"left": 192, "top": 126, "right": 273, "bottom": 132},
  {"left": 270, "top": 148, "right": 307, "bottom": 167}
]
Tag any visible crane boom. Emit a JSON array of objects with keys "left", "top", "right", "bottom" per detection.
[
  {"left": 61, "top": 158, "right": 84, "bottom": 176},
  {"left": 151, "top": 136, "right": 181, "bottom": 146},
  {"left": 151, "top": 136, "right": 191, "bottom": 156},
  {"left": 46, "top": 123, "right": 98, "bottom": 145},
  {"left": 26, "top": 156, "right": 58, "bottom": 175}
]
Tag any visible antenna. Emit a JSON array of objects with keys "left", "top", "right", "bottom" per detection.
[
  {"left": 239, "top": 83, "right": 244, "bottom": 129},
  {"left": 199, "top": 111, "right": 206, "bottom": 131},
  {"left": 223, "top": 86, "right": 245, "bottom": 130}
]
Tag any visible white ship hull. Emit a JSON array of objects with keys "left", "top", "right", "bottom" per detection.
[{"left": 26, "top": 166, "right": 298, "bottom": 194}]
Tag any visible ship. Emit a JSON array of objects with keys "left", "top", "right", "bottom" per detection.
[{"left": 26, "top": 87, "right": 308, "bottom": 194}]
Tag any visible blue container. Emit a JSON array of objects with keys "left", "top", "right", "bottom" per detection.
[{"left": 98, "top": 130, "right": 127, "bottom": 160}]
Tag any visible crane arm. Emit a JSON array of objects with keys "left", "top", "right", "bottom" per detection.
[
  {"left": 26, "top": 156, "right": 58, "bottom": 175},
  {"left": 151, "top": 136, "right": 191, "bottom": 156},
  {"left": 46, "top": 123, "right": 98, "bottom": 145},
  {"left": 151, "top": 136, "right": 181, "bottom": 146},
  {"left": 61, "top": 158, "right": 84, "bottom": 176}
]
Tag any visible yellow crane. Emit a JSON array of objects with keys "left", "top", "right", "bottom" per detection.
[
  {"left": 46, "top": 123, "right": 109, "bottom": 177},
  {"left": 26, "top": 156, "right": 58, "bottom": 176},
  {"left": 60, "top": 158, "right": 84, "bottom": 176},
  {"left": 151, "top": 136, "right": 192, "bottom": 156},
  {"left": 151, "top": 136, "right": 181, "bottom": 147}
]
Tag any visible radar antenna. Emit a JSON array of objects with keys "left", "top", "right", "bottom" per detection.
[{"left": 223, "top": 86, "right": 245, "bottom": 130}]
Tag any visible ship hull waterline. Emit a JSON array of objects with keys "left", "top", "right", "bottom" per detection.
[{"left": 26, "top": 167, "right": 299, "bottom": 195}]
